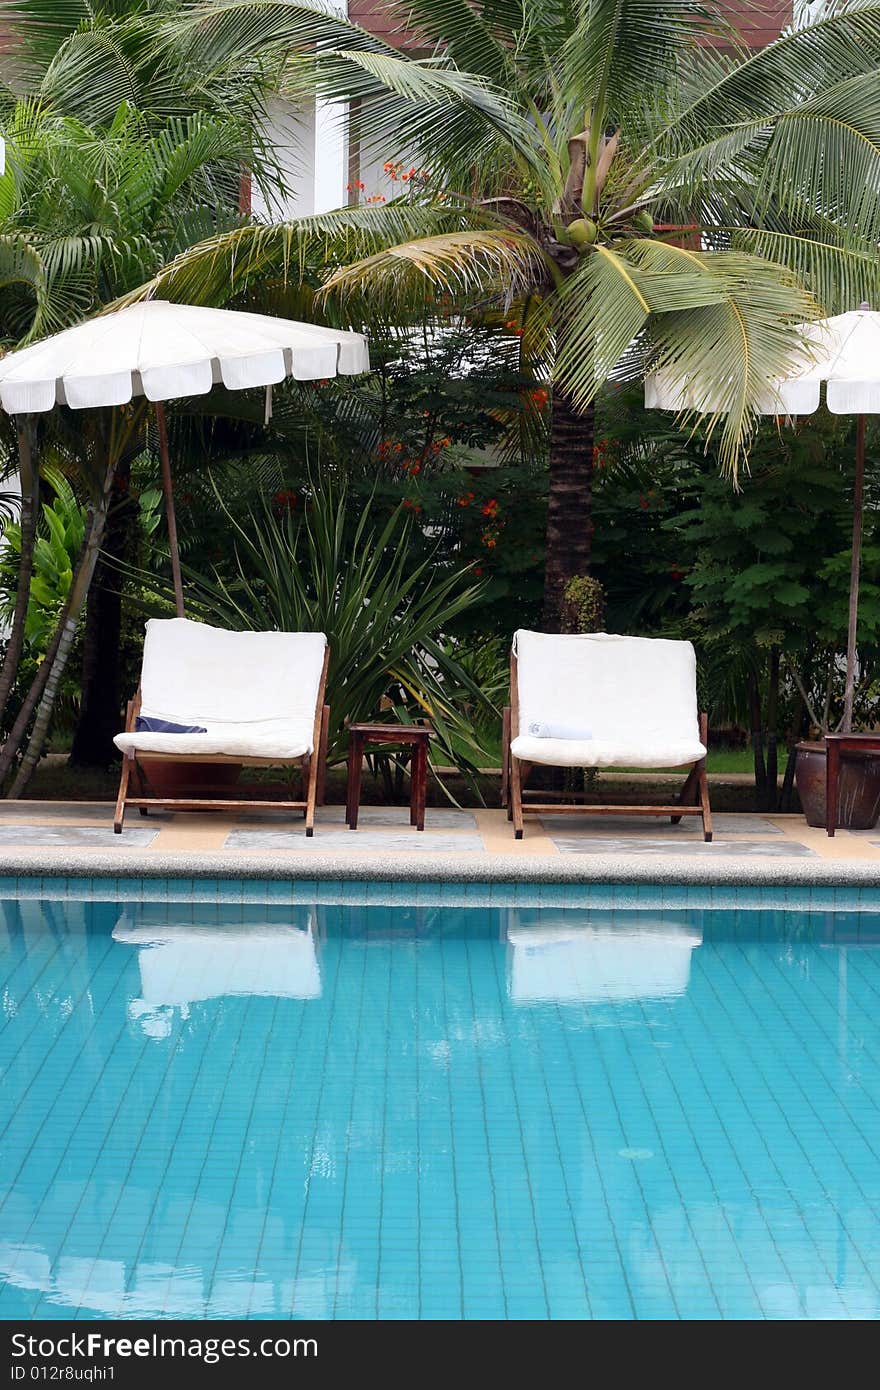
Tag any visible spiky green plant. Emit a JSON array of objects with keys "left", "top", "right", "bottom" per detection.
[{"left": 179, "top": 483, "right": 497, "bottom": 785}]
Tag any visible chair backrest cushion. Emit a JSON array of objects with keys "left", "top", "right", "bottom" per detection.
[
  {"left": 513, "top": 630, "right": 699, "bottom": 745},
  {"left": 140, "top": 618, "right": 326, "bottom": 727}
]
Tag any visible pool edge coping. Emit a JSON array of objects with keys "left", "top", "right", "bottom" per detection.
[{"left": 0, "top": 846, "right": 878, "bottom": 886}]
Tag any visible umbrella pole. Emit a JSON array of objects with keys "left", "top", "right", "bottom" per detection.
[
  {"left": 843, "top": 413, "right": 866, "bottom": 733},
  {"left": 155, "top": 402, "right": 185, "bottom": 619}
]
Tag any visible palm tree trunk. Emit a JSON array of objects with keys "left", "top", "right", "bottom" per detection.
[
  {"left": 0, "top": 538, "right": 85, "bottom": 788},
  {"left": 542, "top": 388, "right": 594, "bottom": 630},
  {"left": 0, "top": 419, "right": 40, "bottom": 722},
  {"left": 69, "top": 463, "right": 135, "bottom": 767},
  {"left": 8, "top": 485, "right": 112, "bottom": 797}
]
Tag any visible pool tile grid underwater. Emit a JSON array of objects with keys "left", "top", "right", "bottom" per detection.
[{"left": 2, "top": 888, "right": 880, "bottom": 1319}]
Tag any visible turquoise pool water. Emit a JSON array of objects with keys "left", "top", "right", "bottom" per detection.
[{"left": 2, "top": 881, "right": 880, "bottom": 1321}]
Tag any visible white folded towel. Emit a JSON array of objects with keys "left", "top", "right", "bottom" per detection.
[{"left": 527, "top": 721, "right": 593, "bottom": 740}]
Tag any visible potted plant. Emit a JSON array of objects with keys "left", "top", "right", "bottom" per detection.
[{"left": 791, "top": 644, "right": 880, "bottom": 829}]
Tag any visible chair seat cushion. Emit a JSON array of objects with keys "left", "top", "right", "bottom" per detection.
[
  {"left": 512, "top": 630, "right": 703, "bottom": 767},
  {"left": 114, "top": 718, "right": 314, "bottom": 760},
  {"left": 510, "top": 734, "right": 706, "bottom": 768}
]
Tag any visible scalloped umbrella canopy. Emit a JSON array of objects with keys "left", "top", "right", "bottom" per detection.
[
  {"left": 0, "top": 300, "right": 370, "bottom": 413},
  {"left": 0, "top": 301, "right": 370, "bottom": 614},
  {"left": 646, "top": 307, "right": 880, "bottom": 732},
  {"left": 645, "top": 308, "right": 880, "bottom": 417}
]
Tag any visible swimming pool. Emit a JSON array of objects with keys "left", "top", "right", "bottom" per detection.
[{"left": 1, "top": 879, "right": 879, "bottom": 1320}]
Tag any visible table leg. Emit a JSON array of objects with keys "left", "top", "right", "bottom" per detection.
[
  {"left": 826, "top": 740, "right": 840, "bottom": 838},
  {"left": 347, "top": 735, "right": 363, "bottom": 830},
  {"left": 411, "top": 740, "right": 427, "bottom": 831}
]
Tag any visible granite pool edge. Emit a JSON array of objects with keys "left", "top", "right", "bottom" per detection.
[{"left": 0, "top": 846, "right": 879, "bottom": 886}]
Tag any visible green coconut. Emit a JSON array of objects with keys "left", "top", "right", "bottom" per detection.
[
  {"left": 633, "top": 209, "right": 654, "bottom": 234},
  {"left": 567, "top": 217, "right": 598, "bottom": 249}
]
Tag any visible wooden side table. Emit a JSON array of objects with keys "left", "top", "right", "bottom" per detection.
[
  {"left": 346, "top": 723, "right": 434, "bottom": 831},
  {"left": 825, "top": 732, "right": 880, "bottom": 836}
]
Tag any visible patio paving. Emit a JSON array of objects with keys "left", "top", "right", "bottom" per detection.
[
  {"left": 0, "top": 824, "right": 159, "bottom": 847},
  {"left": 0, "top": 800, "right": 877, "bottom": 885},
  {"left": 546, "top": 835, "right": 815, "bottom": 857}
]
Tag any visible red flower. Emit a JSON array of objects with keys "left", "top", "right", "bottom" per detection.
[
  {"left": 273, "top": 489, "right": 298, "bottom": 513},
  {"left": 481, "top": 499, "right": 499, "bottom": 518},
  {"left": 530, "top": 387, "right": 549, "bottom": 409}
]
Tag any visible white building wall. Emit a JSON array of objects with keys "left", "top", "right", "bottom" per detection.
[{"left": 253, "top": 0, "right": 350, "bottom": 220}]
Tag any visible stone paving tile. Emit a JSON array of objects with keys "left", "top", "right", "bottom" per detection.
[
  {"left": 225, "top": 829, "right": 484, "bottom": 853},
  {"left": 0, "top": 825, "right": 158, "bottom": 847},
  {"left": 549, "top": 836, "right": 816, "bottom": 857},
  {"left": 539, "top": 812, "right": 783, "bottom": 836}
]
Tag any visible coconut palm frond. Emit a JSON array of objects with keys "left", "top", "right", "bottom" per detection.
[
  {"left": 641, "top": 246, "right": 819, "bottom": 475},
  {"left": 321, "top": 229, "right": 548, "bottom": 312},
  {"left": 728, "top": 225, "right": 880, "bottom": 316}
]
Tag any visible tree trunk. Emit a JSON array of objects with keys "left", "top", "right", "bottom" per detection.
[
  {"left": 780, "top": 691, "right": 806, "bottom": 813},
  {"left": 8, "top": 485, "right": 112, "bottom": 797},
  {"left": 747, "top": 667, "right": 766, "bottom": 807},
  {"left": 0, "top": 528, "right": 87, "bottom": 788},
  {"left": 764, "top": 644, "right": 780, "bottom": 811},
  {"left": 68, "top": 463, "right": 135, "bottom": 767},
  {"left": 542, "top": 389, "right": 594, "bottom": 631},
  {"left": 0, "top": 419, "right": 39, "bottom": 723}
]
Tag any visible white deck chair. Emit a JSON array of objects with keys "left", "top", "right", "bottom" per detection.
[
  {"left": 113, "top": 618, "right": 329, "bottom": 834},
  {"left": 502, "top": 630, "right": 711, "bottom": 840}
]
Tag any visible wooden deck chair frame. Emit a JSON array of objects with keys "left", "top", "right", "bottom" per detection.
[
  {"left": 114, "top": 647, "right": 330, "bottom": 836},
  {"left": 502, "top": 650, "right": 712, "bottom": 842}
]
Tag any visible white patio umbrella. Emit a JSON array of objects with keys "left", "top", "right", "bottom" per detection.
[
  {"left": 0, "top": 300, "right": 370, "bottom": 614},
  {"left": 646, "top": 304, "right": 880, "bottom": 730}
]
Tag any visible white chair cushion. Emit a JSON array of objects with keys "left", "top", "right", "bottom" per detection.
[
  {"left": 114, "top": 720, "right": 314, "bottom": 760},
  {"left": 511, "top": 629, "right": 705, "bottom": 768},
  {"left": 113, "top": 618, "right": 326, "bottom": 760}
]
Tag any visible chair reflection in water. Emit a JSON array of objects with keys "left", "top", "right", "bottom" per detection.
[
  {"left": 505, "top": 912, "right": 702, "bottom": 1004},
  {"left": 113, "top": 909, "right": 321, "bottom": 1036}
]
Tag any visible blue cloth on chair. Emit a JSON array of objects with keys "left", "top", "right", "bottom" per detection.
[{"left": 135, "top": 716, "right": 207, "bottom": 735}]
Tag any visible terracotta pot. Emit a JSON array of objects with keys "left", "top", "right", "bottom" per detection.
[
  {"left": 794, "top": 740, "right": 880, "bottom": 829},
  {"left": 136, "top": 761, "right": 242, "bottom": 797}
]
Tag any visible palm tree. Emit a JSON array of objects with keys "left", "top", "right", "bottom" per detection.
[
  {"left": 0, "top": 103, "right": 254, "bottom": 787},
  {"left": 0, "top": 0, "right": 285, "bottom": 147},
  {"left": 128, "top": 0, "right": 880, "bottom": 624}
]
